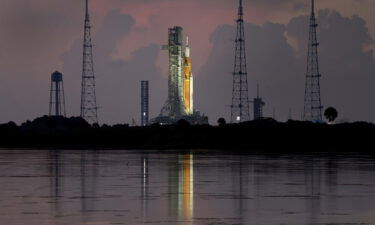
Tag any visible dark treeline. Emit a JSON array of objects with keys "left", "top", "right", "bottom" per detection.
[{"left": 0, "top": 116, "right": 374, "bottom": 151}]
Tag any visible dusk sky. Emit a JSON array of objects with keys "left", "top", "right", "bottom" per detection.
[{"left": 1, "top": 0, "right": 375, "bottom": 124}]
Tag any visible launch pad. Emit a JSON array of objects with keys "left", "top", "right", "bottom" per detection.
[
  {"left": 151, "top": 26, "right": 208, "bottom": 125},
  {"left": 152, "top": 112, "right": 208, "bottom": 125}
]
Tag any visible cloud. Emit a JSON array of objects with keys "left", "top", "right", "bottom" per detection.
[
  {"left": 197, "top": 9, "right": 375, "bottom": 123},
  {"left": 0, "top": 0, "right": 83, "bottom": 123},
  {"left": 0, "top": 0, "right": 374, "bottom": 124},
  {"left": 250, "top": 0, "right": 307, "bottom": 11},
  {"left": 287, "top": 9, "right": 375, "bottom": 121},
  {"left": 61, "top": 10, "right": 164, "bottom": 125},
  {"left": 197, "top": 22, "right": 300, "bottom": 123}
]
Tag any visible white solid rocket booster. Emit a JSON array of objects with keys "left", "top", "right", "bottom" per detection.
[{"left": 183, "top": 37, "right": 194, "bottom": 115}]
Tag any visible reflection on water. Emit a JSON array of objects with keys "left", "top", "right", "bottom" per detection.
[
  {"left": 48, "top": 150, "right": 61, "bottom": 216},
  {"left": 1, "top": 150, "right": 375, "bottom": 225},
  {"left": 141, "top": 154, "right": 149, "bottom": 221},
  {"left": 168, "top": 153, "right": 194, "bottom": 224},
  {"left": 182, "top": 154, "right": 194, "bottom": 221},
  {"left": 232, "top": 157, "right": 249, "bottom": 223}
]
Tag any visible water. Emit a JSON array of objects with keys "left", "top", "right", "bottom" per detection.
[{"left": 0, "top": 149, "right": 375, "bottom": 225}]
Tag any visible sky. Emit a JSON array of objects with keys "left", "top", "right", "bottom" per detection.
[{"left": 0, "top": 0, "right": 375, "bottom": 125}]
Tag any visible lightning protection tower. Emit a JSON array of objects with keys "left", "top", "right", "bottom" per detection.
[
  {"left": 231, "top": 0, "right": 250, "bottom": 123},
  {"left": 80, "top": 0, "right": 99, "bottom": 124},
  {"left": 303, "top": 0, "right": 323, "bottom": 121},
  {"left": 141, "top": 81, "right": 149, "bottom": 126},
  {"left": 49, "top": 71, "right": 66, "bottom": 116}
]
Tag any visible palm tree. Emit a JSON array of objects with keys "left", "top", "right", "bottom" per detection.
[
  {"left": 217, "top": 118, "right": 226, "bottom": 126},
  {"left": 324, "top": 107, "right": 338, "bottom": 123}
]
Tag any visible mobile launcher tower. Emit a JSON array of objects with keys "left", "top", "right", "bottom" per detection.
[{"left": 152, "top": 26, "right": 208, "bottom": 125}]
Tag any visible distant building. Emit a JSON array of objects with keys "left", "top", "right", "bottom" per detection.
[
  {"left": 253, "top": 98, "right": 265, "bottom": 120},
  {"left": 253, "top": 84, "right": 265, "bottom": 120}
]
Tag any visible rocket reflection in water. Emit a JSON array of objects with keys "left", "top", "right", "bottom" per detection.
[
  {"left": 169, "top": 153, "right": 194, "bottom": 223},
  {"left": 182, "top": 154, "right": 194, "bottom": 219}
]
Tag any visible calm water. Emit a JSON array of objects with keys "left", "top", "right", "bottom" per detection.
[{"left": 0, "top": 150, "right": 375, "bottom": 225}]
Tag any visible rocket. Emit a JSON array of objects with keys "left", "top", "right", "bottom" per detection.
[{"left": 183, "top": 37, "right": 194, "bottom": 115}]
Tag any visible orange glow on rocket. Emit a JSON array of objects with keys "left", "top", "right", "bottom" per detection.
[{"left": 183, "top": 37, "right": 194, "bottom": 115}]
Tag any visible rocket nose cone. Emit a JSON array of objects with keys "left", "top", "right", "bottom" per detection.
[{"left": 185, "top": 36, "right": 191, "bottom": 57}]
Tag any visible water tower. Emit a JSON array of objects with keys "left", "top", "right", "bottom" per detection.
[{"left": 49, "top": 71, "right": 66, "bottom": 116}]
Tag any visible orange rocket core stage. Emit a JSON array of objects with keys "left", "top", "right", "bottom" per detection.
[{"left": 183, "top": 56, "right": 192, "bottom": 114}]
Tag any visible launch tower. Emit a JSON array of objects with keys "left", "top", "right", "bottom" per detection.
[
  {"left": 49, "top": 71, "right": 66, "bottom": 116},
  {"left": 80, "top": 0, "right": 99, "bottom": 124},
  {"left": 303, "top": 0, "right": 323, "bottom": 122},
  {"left": 231, "top": 0, "right": 250, "bottom": 123},
  {"left": 160, "top": 27, "right": 185, "bottom": 117},
  {"left": 152, "top": 27, "right": 207, "bottom": 125}
]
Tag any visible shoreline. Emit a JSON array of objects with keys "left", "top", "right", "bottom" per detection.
[{"left": 0, "top": 116, "right": 373, "bottom": 152}]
